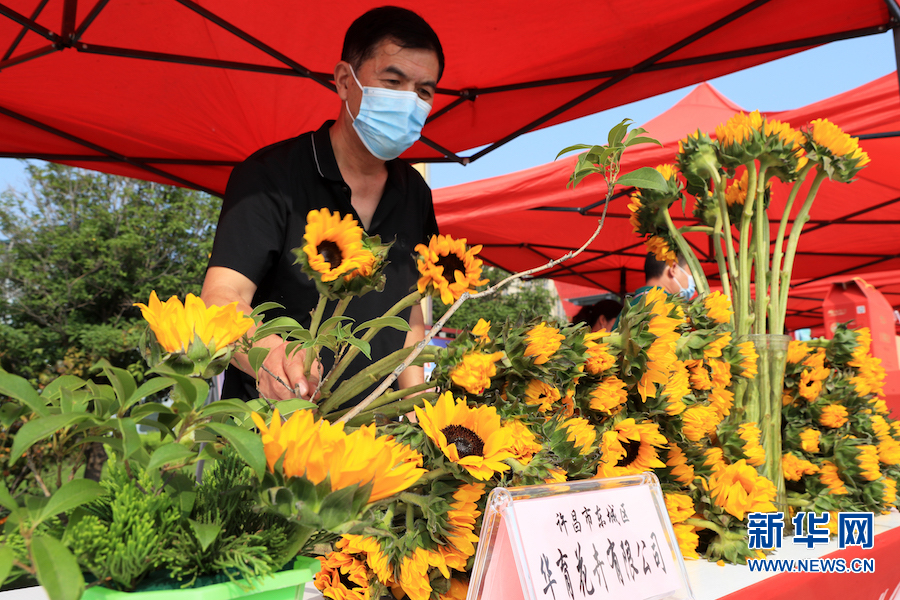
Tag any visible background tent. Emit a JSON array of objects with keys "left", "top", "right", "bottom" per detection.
[
  {"left": 433, "top": 73, "right": 900, "bottom": 330},
  {"left": 0, "top": 0, "right": 896, "bottom": 196}
]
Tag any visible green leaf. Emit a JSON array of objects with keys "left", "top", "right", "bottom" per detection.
[
  {"left": 147, "top": 443, "right": 196, "bottom": 471},
  {"left": 0, "top": 545, "right": 15, "bottom": 586},
  {"left": 40, "top": 375, "right": 87, "bottom": 400},
  {"left": 273, "top": 399, "right": 316, "bottom": 419},
  {"left": 0, "top": 371, "right": 48, "bottom": 417},
  {"left": 206, "top": 423, "right": 266, "bottom": 478},
  {"left": 253, "top": 316, "right": 304, "bottom": 341},
  {"left": 36, "top": 479, "right": 105, "bottom": 524},
  {"left": 129, "top": 402, "right": 175, "bottom": 420},
  {"left": 318, "top": 315, "right": 354, "bottom": 334},
  {"left": 623, "top": 135, "right": 663, "bottom": 148},
  {"left": 188, "top": 519, "right": 223, "bottom": 552},
  {"left": 31, "top": 535, "right": 84, "bottom": 600},
  {"left": 0, "top": 482, "right": 18, "bottom": 512},
  {"left": 607, "top": 118, "right": 633, "bottom": 147},
  {"left": 122, "top": 377, "right": 176, "bottom": 413},
  {"left": 201, "top": 398, "right": 253, "bottom": 417},
  {"left": 345, "top": 338, "right": 372, "bottom": 359},
  {"left": 555, "top": 143, "right": 592, "bottom": 160},
  {"left": 250, "top": 301, "right": 285, "bottom": 319},
  {"left": 353, "top": 316, "right": 411, "bottom": 334},
  {"left": 616, "top": 167, "right": 670, "bottom": 192},
  {"left": 136, "top": 418, "right": 175, "bottom": 437},
  {"left": 118, "top": 417, "right": 142, "bottom": 460},
  {"left": 10, "top": 413, "right": 91, "bottom": 463},
  {"left": 97, "top": 360, "right": 137, "bottom": 409},
  {"left": 248, "top": 346, "right": 270, "bottom": 376}
]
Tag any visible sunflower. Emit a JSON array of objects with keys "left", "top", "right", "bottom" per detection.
[
  {"left": 338, "top": 535, "right": 393, "bottom": 585},
  {"left": 673, "top": 524, "right": 700, "bottom": 560},
  {"left": 627, "top": 194, "right": 643, "bottom": 233},
  {"left": 561, "top": 417, "right": 597, "bottom": 455},
  {"left": 687, "top": 360, "right": 712, "bottom": 391},
  {"left": 415, "top": 392, "right": 515, "bottom": 480},
  {"left": 856, "top": 445, "right": 882, "bottom": 481},
  {"left": 472, "top": 318, "right": 491, "bottom": 344},
  {"left": 439, "top": 579, "right": 469, "bottom": 600},
  {"left": 703, "top": 332, "right": 732, "bottom": 359},
  {"left": 878, "top": 439, "right": 900, "bottom": 465},
  {"left": 415, "top": 234, "right": 488, "bottom": 305},
  {"left": 645, "top": 235, "right": 677, "bottom": 265},
  {"left": 782, "top": 453, "right": 819, "bottom": 481},
  {"left": 666, "top": 443, "right": 695, "bottom": 485},
  {"left": 870, "top": 414, "right": 892, "bottom": 441},
  {"left": 523, "top": 322, "right": 565, "bottom": 365},
  {"left": 134, "top": 291, "right": 254, "bottom": 354},
  {"left": 702, "top": 447, "right": 727, "bottom": 474},
  {"left": 584, "top": 333, "right": 616, "bottom": 375},
  {"left": 707, "top": 459, "right": 777, "bottom": 520},
  {"left": 703, "top": 291, "right": 733, "bottom": 324},
  {"left": 799, "top": 428, "right": 821, "bottom": 453},
  {"left": 302, "top": 208, "right": 374, "bottom": 282},
  {"left": 808, "top": 118, "right": 870, "bottom": 166},
  {"left": 709, "top": 387, "right": 734, "bottom": 419},
  {"left": 588, "top": 376, "right": 628, "bottom": 415},
  {"left": 315, "top": 550, "right": 370, "bottom": 600},
  {"left": 738, "top": 423, "right": 765, "bottom": 467},
  {"left": 737, "top": 341, "right": 758, "bottom": 379},
  {"left": 507, "top": 420, "right": 542, "bottom": 465},
  {"left": 681, "top": 405, "right": 721, "bottom": 442},
  {"left": 786, "top": 341, "right": 811, "bottom": 365},
  {"left": 639, "top": 327, "right": 680, "bottom": 401},
  {"left": 662, "top": 362, "right": 689, "bottom": 416},
  {"left": 884, "top": 479, "right": 897, "bottom": 506},
  {"left": 544, "top": 466, "right": 568, "bottom": 483},
  {"left": 819, "top": 461, "right": 849, "bottom": 495},
  {"left": 799, "top": 367, "right": 829, "bottom": 401},
  {"left": 251, "top": 409, "right": 424, "bottom": 502},
  {"left": 397, "top": 548, "right": 433, "bottom": 600},
  {"left": 596, "top": 419, "right": 668, "bottom": 478},
  {"left": 450, "top": 351, "right": 504, "bottom": 395},
  {"left": 819, "top": 404, "right": 849, "bottom": 429},
  {"left": 724, "top": 171, "right": 748, "bottom": 207},
  {"left": 523, "top": 379, "right": 561, "bottom": 413},
  {"left": 444, "top": 483, "right": 484, "bottom": 559},
  {"left": 716, "top": 110, "right": 764, "bottom": 147},
  {"left": 664, "top": 493, "right": 695, "bottom": 524},
  {"left": 709, "top": 359, "right": 732, "bottom": 389}
]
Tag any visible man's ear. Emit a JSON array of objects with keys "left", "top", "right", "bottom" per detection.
[{"left": 334, "top": 61, "right": 353, "bottom": 102}]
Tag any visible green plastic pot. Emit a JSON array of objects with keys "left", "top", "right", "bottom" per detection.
[{"left": 80, "top": 557, "right": 319, "bottom": 600}]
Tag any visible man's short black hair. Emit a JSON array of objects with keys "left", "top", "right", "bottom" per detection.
[
  {"left": 644, "top": 252, "right": 686, "bottom": 281},
  {"left": 342, "top": 6, "right": 445, "bottom": 81},
  {"left": 572, "top": 299, "right": 623, "bottom": 328}
]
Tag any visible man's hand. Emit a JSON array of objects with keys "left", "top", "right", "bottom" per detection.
[{"left": 257, "top": 340, "right": 321, "bottom": 401}]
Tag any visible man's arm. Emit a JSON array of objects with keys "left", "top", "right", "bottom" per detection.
[
  {"left": 201, "top": 266, "right": 316, "bottom": 400},
  {"left": 396, "top": 302, "right": 426, "bottom": 391}
]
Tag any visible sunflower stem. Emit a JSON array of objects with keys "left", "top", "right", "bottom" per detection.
[
  {"left": 737, "top": 161, "right": 758, "bottom": 339},
  {"left": 769, "top": 163, "right": 813, "bottom": 335},
  {"left": 684, "top": 517, "right": 726, "bottom": 536},
  {"left": 400, "top": 492, "right": 429, "bottom": 509},
  {"left": 752, "top": 162, "right": 771, "bottom": 335},
  {"left": 405, "top": 501, "right": 415, "bottom": 530},
  {"left": 319, "top": 291, "right": 423, "bottom": 396},
  {"left": 303, "top": 294, "right": 329, "bottom": 373},
  {"left": 343, "top": 391, "right": 437, "bottom": 427},
  {"left": 416, "top": 468, "right": 448, "bottom": 484},
  {"left": 662, "top": 210, "right": 709, "bottom": 295}
]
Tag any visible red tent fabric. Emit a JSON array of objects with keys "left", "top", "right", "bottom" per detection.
[
  {"left": 433, "top": 73, "right": 900, "bottom": 330},
  {"left": 0, "top": 0, "right": 894, "bottom": 196}
]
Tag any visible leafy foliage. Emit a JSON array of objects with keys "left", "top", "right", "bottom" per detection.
[
  {"left": 431, "top": 267, "right": 557, "bottom": 332},
  {"left": 0, "top": 163, "right": 219, "bottom": 384}
]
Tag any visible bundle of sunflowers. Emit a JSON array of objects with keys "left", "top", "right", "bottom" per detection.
[{"left": 780, "top": 325, "right": 900, "bottom": 526}]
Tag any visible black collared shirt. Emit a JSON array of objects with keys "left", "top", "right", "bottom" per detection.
[{"left": 209, "top": 121, "right": 439, "bottom": 404}]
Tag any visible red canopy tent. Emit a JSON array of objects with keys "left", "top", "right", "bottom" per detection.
[
  {"left": 0, "top": 0, "right": 897, "bottom": 196},
  {"left": 434, "top": 73, "right": 900, "bottom": 331}
]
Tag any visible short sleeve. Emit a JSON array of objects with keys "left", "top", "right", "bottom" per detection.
[{"left": 208, "top": 156, "right": 290, "bottom": 285}]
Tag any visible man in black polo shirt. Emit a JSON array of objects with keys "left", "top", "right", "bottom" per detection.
[{"left": 201, "top": 7, "right": 442, "bottom": 403}]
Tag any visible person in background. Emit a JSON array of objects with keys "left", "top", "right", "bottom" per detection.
[
  {"left": 633, "top": 252, "right": 696, "bottom": 302},
  {"left": 572, "top": 298, "right": 623, "bottom": 332}
]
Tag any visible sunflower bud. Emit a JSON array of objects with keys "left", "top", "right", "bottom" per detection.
[{"left": 676, "top": 130, "right": 722, "bottom": 196}]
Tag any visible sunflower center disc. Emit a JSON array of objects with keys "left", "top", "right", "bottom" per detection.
[
  {"left": 318, "top": 240, "right": 343, "bottom": 269},
  {"left": 442, "top": 424, "right": 485, "bottom": 458},
  {"left": 437, "top": 254, "right": 466, "bottom": 280},
  {"left": 615, "top": 439, "right": 641, "bottom": 468}
]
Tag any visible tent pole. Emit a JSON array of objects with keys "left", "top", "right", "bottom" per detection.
[
  {"left": 884, "top": 0, "right": 900, "bottom": 93},
  {"left": 620, "top": 268, "right": 627, "bottom": 298}
]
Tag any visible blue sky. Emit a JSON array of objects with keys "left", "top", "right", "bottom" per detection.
[{"left": 0, "top": 32, "right": 896, "bottom": 193}]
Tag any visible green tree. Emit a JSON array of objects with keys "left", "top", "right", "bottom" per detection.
[
  {"left": 0, "top": 163, "right": 220, "bottom": 383},
  {"left": 432, "top": 266, "right": 559, "bottom": 331}
]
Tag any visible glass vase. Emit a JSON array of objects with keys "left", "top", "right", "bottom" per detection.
[{"left": 742, "top": 334, "right": 790, "bottom": 512}]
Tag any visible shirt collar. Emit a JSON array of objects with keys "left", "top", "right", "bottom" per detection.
[{"left": 311, "top": 120, "right": 343, "bottom": 183}]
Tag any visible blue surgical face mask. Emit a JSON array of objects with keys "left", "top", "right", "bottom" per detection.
[
  {"left": 677, "top": 265, "right": 696, "bottom": 300},
  {"left": 345, "top": 67, "right": 431, "bottom": 161}
]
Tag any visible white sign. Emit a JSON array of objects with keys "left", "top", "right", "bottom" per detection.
[{"left": 468, "top": 473, "right": 693, "bottom": 600}]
